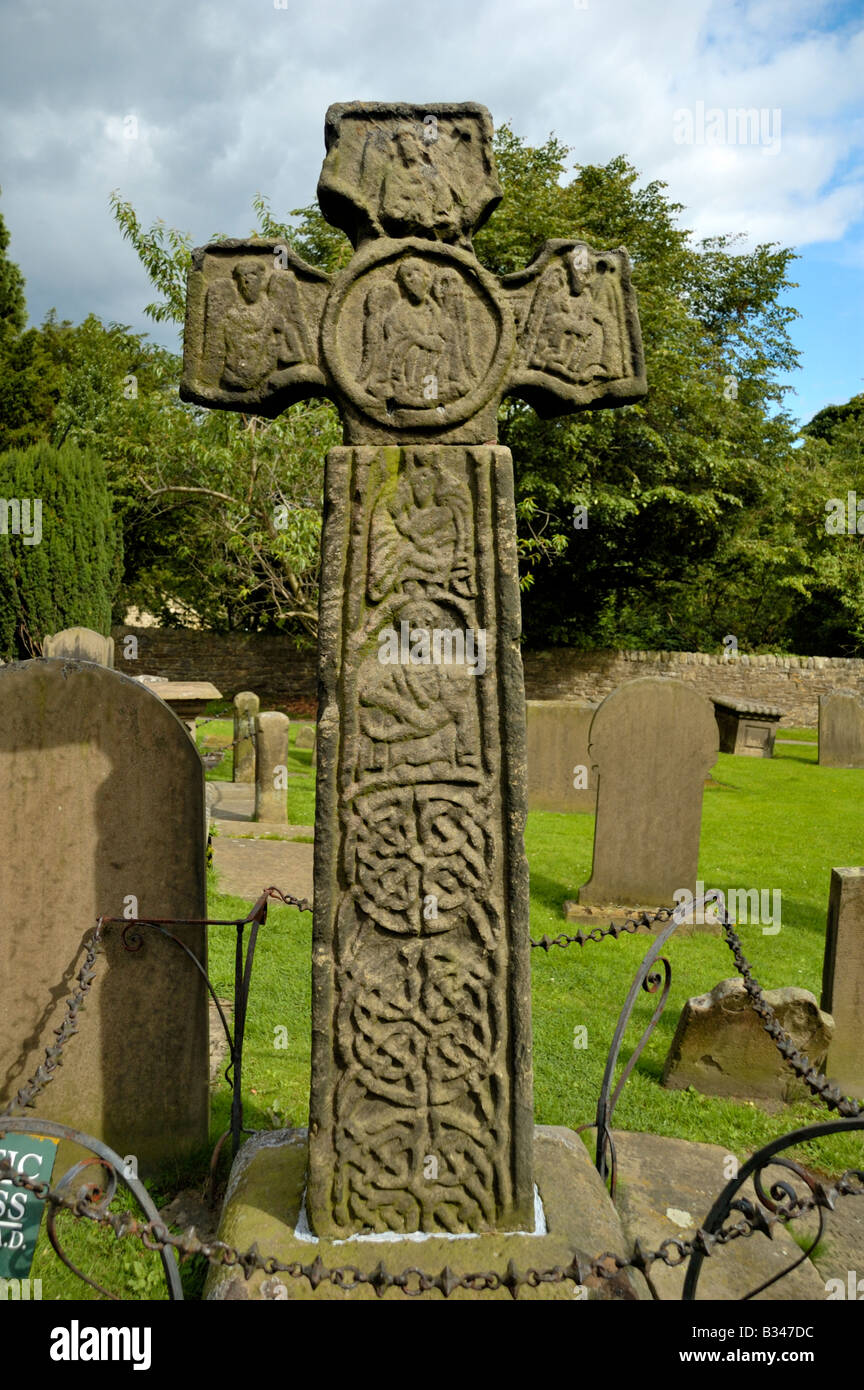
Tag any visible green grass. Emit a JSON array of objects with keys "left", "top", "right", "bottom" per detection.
[
  {"left": 204, "top": 739, "right": 864, "bottom": 1179},
  {"left": 31, "top": 732, "right": 864, "bottom": 1297}
]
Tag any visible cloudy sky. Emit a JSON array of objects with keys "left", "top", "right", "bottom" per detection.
[{"left": 2, "top": 0, "right": 862, "bottom": 426}]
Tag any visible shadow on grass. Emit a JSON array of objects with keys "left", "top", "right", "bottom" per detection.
[{"left": 527, "top": 868, "right": 582, "bottom": 917}]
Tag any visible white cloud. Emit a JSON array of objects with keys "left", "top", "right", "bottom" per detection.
[{"left": 0, "top": 0, "right": 860, "bottom": 358}]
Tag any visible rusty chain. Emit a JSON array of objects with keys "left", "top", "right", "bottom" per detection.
[
  {"left": 529, "top": 907, "right": 674, "bottom": 952},
  {"left": 2, "top": 917, "right": 105, "bottom": 1118},
  {"left": 0, "top": 1151, "right": 862, "bottom": 1297},
  {"left": 719, "top": 915, "right": 863, "bottom": 1118}
]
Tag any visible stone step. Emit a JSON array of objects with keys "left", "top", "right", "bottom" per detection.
[{"left": 611, "top": 1130, "right": 827, "bottom": 1300}]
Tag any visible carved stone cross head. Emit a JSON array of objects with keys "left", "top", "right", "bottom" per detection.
[{"left": 181, "top": 101, "right": 646, "bottom": 443}]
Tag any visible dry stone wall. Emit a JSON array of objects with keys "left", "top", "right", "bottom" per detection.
[{"left": 112, "top": 629, "right": 863, "bottom": 727}]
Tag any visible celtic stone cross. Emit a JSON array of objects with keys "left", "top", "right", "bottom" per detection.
[{"left": 181, "top": 102, "right": 646, "bottom": 1238}]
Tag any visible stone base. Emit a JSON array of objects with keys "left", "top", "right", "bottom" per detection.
[
  {"left": 562, "top": 899, "right": 721, "bottom": 937},
  {"left": 205, "top": 1126, "right": 646, "bottom": 1301}
]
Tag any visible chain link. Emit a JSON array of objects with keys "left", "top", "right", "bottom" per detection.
[
  {"left": 0, "top": 1155, "right": 861, "bottom": 1297},
  {"left": 2, "top": 918, "right": 105, "bottom": 1118},
  {"left": 530, "top": 907, "right": 674, "bottom": 951}
]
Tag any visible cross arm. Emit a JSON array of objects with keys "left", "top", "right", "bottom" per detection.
[
  {"left": 180, "top": 238, "right": 332, "bottom": 417},
  {"left": 500, "top": 238, "right": 647, "bottom": 418}
]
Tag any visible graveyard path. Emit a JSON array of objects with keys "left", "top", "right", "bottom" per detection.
[{"left": 210, "top": 836, "right": 314, "bottom": 904}]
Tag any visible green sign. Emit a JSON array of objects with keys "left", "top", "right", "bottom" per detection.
[{"left": 0, "top": 1135, "right": 58, "bottom": 1280}]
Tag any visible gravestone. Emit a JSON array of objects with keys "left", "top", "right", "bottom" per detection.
[
  {"left": 579, "top": 678, "right": 717, "bottom": 908},
  {"left": 0, "top": 660, "right": 208, "bottom": 1173},
  {"left": 295, "top": 724, "right": 316, "bottom": 750},
  {"left": 525, "top": 700, "right": 597, "bottom": 812},
  {"left": 233, "top": 691, "right": 259, "bottom": 783},
  {"left": 182, "top": 100, "right": 646, "bottom": 1242},
  {"left": 822, "top": 867, "right": 864, "bottom": 1098},
  {"left": 254, "top": 712, "right": 290, "bottom": 822},
  {"left": 42, "top": 626, "right": 114, "bottom": 667},
  {"left": 712, "top": 697, "right": 782, "bottom": 758},
  {"left": 818, "top": 691, "right": 864, "bottom": 768},
  {"left": 662, "top": 977, "right": 833, "bottom": 1103}
]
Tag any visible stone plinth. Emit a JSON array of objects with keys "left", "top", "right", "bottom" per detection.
[
  {"left": 818, "top": 691, "right": 864, "bottom": 768},
  {"left": 712, "top": 697, "right": 782, "bottom": 757},
  {"left": 662, "top": 977, "right": 833, "bottom": 1104},
  {"left": 822, "top": 867, "right": 864, "bottom": 1098},
  {"left": 204, "top": 1126, "right": 644, "bottom": 1301},
  {"left": 525, "top": 700, "right": 597, "bottom": 812}
]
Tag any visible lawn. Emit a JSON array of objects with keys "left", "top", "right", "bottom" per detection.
[
  {"left": 206, "top": 728, "right": 864, "bottom": 1183},
  {"left": 29, "top": 724, "right": 864, "bottom": 1297}
]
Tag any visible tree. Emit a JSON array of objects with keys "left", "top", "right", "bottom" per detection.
[
  {"left": 282, "top": 131, "right": 808, "bottom": 651},
  {"left": 0, "top": 440, "right": 122, "bottom": 660},
  {"left": 106, "top": 193, "right": 337, "bottom": 637}
]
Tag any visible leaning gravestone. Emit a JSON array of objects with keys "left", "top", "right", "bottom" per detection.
[
  {"left": 182, "top": 100, "right": 646, "bottom": 1253},
  {"left": 0, "top": 660, "right": 208, "bottom": 1173},
  {"left": 818, "top": 690, "right": 864, "bottom": 768},
  {"left": 662, "top": 977, "right": 833, "bottom": 1103},
  {"left": 233, "top": 691, "right": 259, "bottom": 783},
  {"left": 254, "top": 712, "right": 290, "bottom": 822},
  {"left": 822, "top": 867, "right": 864, "bottom": 1098},
  {"left": 42, "top": 626, "right": 114, "bottom": 667},
  {"left": 525, "top": 700, "right": 597, "bottom": 812},
  {"left": 579, "top": 678, "right": 717, "bottom": 908}
]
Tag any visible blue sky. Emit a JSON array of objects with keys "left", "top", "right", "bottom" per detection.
[{"left": 1, "top": 0, "right": 861, "bottom": 428}]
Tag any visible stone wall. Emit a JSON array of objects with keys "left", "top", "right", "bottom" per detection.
[
  {"left": 522, "top": 650, "right": 864, "bottom": 728},
  {"left": 112, "top": 627, "right": 318, "bottom": 709},
  {"left": 113, "top": 628, "right": 864, "bottom": 726}
]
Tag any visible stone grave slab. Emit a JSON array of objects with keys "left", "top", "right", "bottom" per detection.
[
  {"left": 233, "top": 691, "right": 258, "bottom": 783},
  {"left": 0, "top": 659, "right": 208, "bottom": 1174},
  {"left": 579, "top": 677, "right": 717, "bottom": 910},
  {"left": 254, "top": 712, "right": 290, "bottom": 822},
  {"left": 612, "top": 1131, "right": 826, "bottom": 1300},
  {"left": 526, "top": 700, "right": 597, "bottom": 812},
  {"left": 818, "top": 690, "right": 864, "bottom": 768},
  {"left": 822, "top": 867, "right": 864, "bottom": 1099},
  {"left": 42, "top": 626, "right": 114, "bottom": 667},
  {"left": 662, "top": 977, "right": 833, "bottom": 1104}
]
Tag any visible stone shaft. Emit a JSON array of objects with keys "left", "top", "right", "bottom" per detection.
[
  {"left": 309, "top": 443, "right": 533, "bottom": 1236},
  {"left": 233, "top": 690, "right": 259, "bottom": 783},
  {"left": 254, "top": 712, "right": 290, "bottom": 822}
]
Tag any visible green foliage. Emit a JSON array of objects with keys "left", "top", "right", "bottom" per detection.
[
  {"left": 0, "top": 439, "right": 122, "bottom": 659},
  {"left": 63, "top": 142, "right": 864, "bottom": 651},
  {"left": 0, "top": 194, "right": 26, "bottom": 341}
]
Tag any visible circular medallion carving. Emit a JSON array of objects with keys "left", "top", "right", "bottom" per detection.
[{"left": 321, "top": 239, "right": 513, "bottom": 430}]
